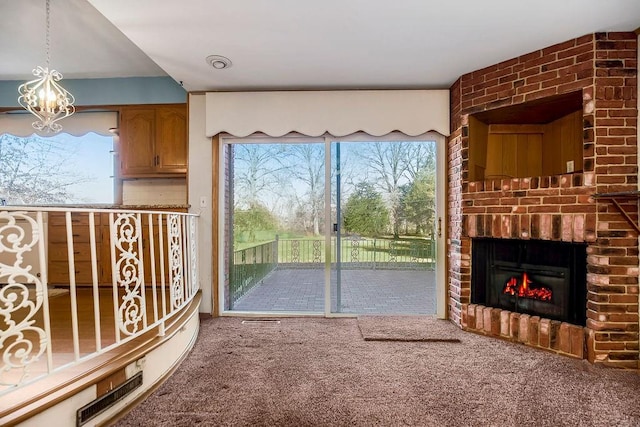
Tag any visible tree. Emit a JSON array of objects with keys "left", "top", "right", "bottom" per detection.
[
  {"left": 400, "top": 142, "right": 436, "bottom": 236},
  {"left": 342, "top": 182, "right": 389, "bottom": 236},
  {"left": 234, "top": 203, "right": 278, "bottom": 243},
  {"left": 282, "top": 144, "right": 325, "bottom": 236},
  {"left": 0, "top": 134, "right": 91, "bottom": 204},
  {"left": 233, "top": 144, "right": 287, "bottom": 209},
  {"left": 404, "top": 142, "right": 436, "bottom": 181},
  {"left": 401, "top": 168, "right": 436, "bottom": 236},
  {"left": 356, "top": 142, "right": 410, "bottom": 239}
]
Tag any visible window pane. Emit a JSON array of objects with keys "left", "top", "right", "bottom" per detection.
[{"left": 0, "top": 132, "right": 114, "bottom": 205}]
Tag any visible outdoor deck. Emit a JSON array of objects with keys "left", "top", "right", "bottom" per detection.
[{"left": 232, "top": 268, "right": 436, "bottom": 314}]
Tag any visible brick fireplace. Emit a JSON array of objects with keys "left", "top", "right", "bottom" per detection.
[{"left": 447, "top": 32, "right": 639, "bottom": 368}]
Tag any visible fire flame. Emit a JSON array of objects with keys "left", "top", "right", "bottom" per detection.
[{"left": 503, "top": 272, "right": 552, "bottom": 302}]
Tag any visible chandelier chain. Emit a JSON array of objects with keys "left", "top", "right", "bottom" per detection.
[
  {"left": 17, "top": 0, "right": 75, "bottom": 133},
  {"left": 45, "top": 0, "right": 50, "bottom": 68}
]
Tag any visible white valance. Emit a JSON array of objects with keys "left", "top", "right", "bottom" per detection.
[
  {"left": 205, "top": 90, "right": 450, "bottom": 138},
  {"left": 0, "top": 111, "right": 118, "bottom": 137}
]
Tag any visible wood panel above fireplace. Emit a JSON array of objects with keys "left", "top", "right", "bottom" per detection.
[{"left": 468, "top": 91, "right": 583, "bottom": 182}]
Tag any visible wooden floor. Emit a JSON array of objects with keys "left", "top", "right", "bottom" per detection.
[{"left": 2, "top": 286, "right": 170, "bottom": 394}]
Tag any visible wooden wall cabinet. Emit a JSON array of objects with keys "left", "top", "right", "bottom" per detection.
[
  {"left": 48, "top": 209, "right": 187, "bottom": 286},
  {"left": 48, "top": 212, "right": 111, "bottom": 286},
  {"left": 119, "top": 104, "right": 187, "bottom": 178}
]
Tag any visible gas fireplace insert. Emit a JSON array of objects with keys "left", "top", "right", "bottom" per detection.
[{"left": 471, "top": 238, "right": 587, "bottom": 326}]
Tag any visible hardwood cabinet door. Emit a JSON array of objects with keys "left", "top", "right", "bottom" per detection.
[
  {"left": 48, "top": 261, "right": 95, "bottom": 285},
  {"left": 119, "top": 108, "right": 156, "bottom": 176},
  {"left": 48, "top": 212, "right": 104, "bottom": 285},
  {"left": 156, "top": 105, "right": 187, "bottom": 173},
  {"left": 485, "top": 134, "right": 504, "bottom": 179},
  {"left": 100, "top": 213, "right": 114, "bottom": 286}
]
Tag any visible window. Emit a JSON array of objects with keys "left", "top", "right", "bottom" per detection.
[{"left": 0, "top": 111, "right": 117, "bottom": 205}]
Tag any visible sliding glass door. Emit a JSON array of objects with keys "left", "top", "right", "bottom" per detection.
[
  {"left": 222, "top": 133, "right": 443, "bottom": 316},
  {"left": 329, "top": 139, "right": 438, "bottom": 315},
  {"left": 226, "top": 140, "right": 326, "bottom": 313}
]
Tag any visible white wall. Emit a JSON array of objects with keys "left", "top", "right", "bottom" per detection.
[
  {"left": 19, "top": 309, "right": 200, "bottom": 427},
  {"left": 188, "top": 94, "right": 213, "bottom": 314}
]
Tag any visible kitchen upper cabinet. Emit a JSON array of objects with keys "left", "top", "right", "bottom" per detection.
[
  {"left": 156, "top": 106, "right": 188, "bottom": 172},
  {"left": 119, "top": 104, "right": 187, "bottom": 178},
  {"left": 119, "top": 108, "right": 156, "bottom": 175}
]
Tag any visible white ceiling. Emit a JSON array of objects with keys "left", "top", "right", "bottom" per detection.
[{"left": 2, "top": 0, "right": 639, "bottom": 92}]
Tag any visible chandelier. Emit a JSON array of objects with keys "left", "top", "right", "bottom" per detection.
[{"left": 17, "top": 0, "right": 75, "bottom": 133}]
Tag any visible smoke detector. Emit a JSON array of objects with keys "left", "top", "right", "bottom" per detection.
[{"left": 206, "top": 55, "right": 232, "bottom": 70}]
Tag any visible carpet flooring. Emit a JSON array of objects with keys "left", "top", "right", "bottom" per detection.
[{"left": 115, "top": 317, "right": 640, "bottom": 427}]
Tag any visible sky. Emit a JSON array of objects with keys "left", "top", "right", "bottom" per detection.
[
  {"left": 1, "top": 132, "right": 115, "bottom": 204},
  {"left": 51, "top": 132, "right": 114, "bottom": 203}
]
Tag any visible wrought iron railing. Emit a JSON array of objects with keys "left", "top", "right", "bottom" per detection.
[
  {"left": 277, "top": 236, "right": 436, "bottom": 269},
  {"left": 230, "top": 236, "right": 435, "bottom": 306},
  {"left": 0, "top": 207, "right": 199, "bottom": 396},
  {"left": 230, "top": 240, "right": 278, "bottom": 307}
]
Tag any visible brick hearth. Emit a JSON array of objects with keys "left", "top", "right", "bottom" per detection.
[
  {"left": 447, "top": 32, "right": 639, "bottom": 368},
  {"left": 461, "top": 304, "right": 586, "bottom": 359}
]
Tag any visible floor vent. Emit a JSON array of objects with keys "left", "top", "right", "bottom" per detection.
[
  {"left": 77, "top": 371, "right": 143, "bottom": 426},
  {"left": 242, "top": 319, "right": 281, "bottom": 325}
]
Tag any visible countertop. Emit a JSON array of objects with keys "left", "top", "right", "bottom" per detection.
[{"left": 2, "top": 204, "right": 190, "bottom": 211}]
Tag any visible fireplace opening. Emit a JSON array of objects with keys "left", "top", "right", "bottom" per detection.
[
  {"left": 503, "top": 271, "right": 552, "bottom": 301},
  {"left": 471, "top": 238, "right": 587, "bottom": 326}
]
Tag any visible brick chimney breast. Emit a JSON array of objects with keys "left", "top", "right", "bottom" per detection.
[{"left": 448, "top": 32, "right": 639, "bottom": 369}]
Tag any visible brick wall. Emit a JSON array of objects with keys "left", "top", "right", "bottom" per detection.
[{"left": 447, "top": 32, "right": 638, "bottom": 368}]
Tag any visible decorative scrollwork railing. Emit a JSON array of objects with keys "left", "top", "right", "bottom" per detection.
[
  {"left": 350, "top": 235, "right": 361, "bottom": 262},
  {"left": 0, "top": 211, "right": 49, "bottom": 389},
  {"left": 0, "top": 207, "right": 199, "bottom": 396},
  {"left": 111, "top": 212, "right": 146, "bottom": 337},
  {"left": 168, "top": 214, "right": 185, "bottom": 309}
]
